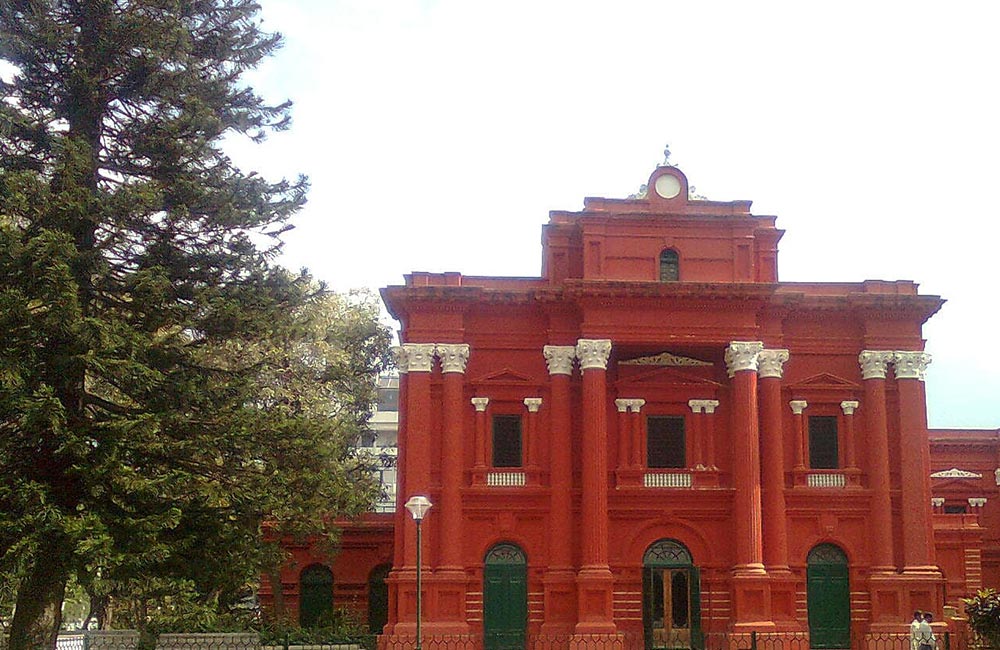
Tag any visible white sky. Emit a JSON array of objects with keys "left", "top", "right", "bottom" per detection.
[{"left": 225, "top": 0, "right": 1000, "bottom": 429}]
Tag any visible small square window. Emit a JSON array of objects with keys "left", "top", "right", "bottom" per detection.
[
  {"left": 492, "top": 415, "right": 522, "bottom": 468},
  {"left": 647, "top": 416, "right": 685, "bottom": 468}
]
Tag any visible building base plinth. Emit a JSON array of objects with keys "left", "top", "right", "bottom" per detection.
[
  {"left": 730, "top": 572, "right": 775, "bottom": 628},
  {"left": 378, "top": 634, "right": 478, "bottom": 650},
  {"left": 867, "top": 570, "right": 945, "bottom": 630},
  {"left": 541, "top": 568, "right": 578, "bottom": 636},
  {"left": 567, "top": 633, "right": 624, "bottom": 650},
  {"left": 575, "top": 567, "right": 616, "bottom": 634}
]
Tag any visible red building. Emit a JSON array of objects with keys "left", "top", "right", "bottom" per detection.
[{"left": 264, "top": 165, "right": 997, "bottom": 650}]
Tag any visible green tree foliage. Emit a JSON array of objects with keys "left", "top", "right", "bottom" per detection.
[
  {"left": 0, "top": 2, "right": 392, "bottom": 647},
  {"left": 966, "top": 589, "right": 1000, "bottom": 649}
]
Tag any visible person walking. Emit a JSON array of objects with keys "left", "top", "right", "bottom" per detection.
[
  {"left": 918, "top": 612, "right": 936, "bottom": 650},
  {"left": 911, "top": 611, "right": 924, "bottom": 650}
]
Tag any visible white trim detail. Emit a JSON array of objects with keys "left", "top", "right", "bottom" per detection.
[
  {"left": 487, "top": 471, "right": 526, "bottom": 487},
  {"left": 969, "top": 498, "right": 988, "bottom": 508},
  {"left": 859, "top": 350, "right": 894, "bottom": 380},
  {"left": 401, "top": 343, "right": 436, "bottom": 372},
  {"left": 576, "top": 339, "right": 612, "bottom": 370},
  {"left": 725, "top": 341, "right": 764, "bottom": 377},
  {"left": 930, "top": 468, "right": 982, "bottom": 479},
  {"left": 543, "top": 345, "right": 576, "bottom": 375},
  {"left": 758, "top": 349, "right": 790, "bottom": 379},
  {"left": 644, "top": 472, "right": 693, "bottom": 488},
  {"left": 437, "top": 343, "right": 470, "bottom": 373},
  {"left": 840, "top": 400, "right": 860, "bottom": 415},
  {"left": 893, "top": 351, "right": 932, "bottom": 381},
  {"left": 523, "top": 397, "right": 542, "bottom": 413},
  {"left": 789, "top": 400, "right": 808, "bottom": 415},
  {"left": 807, "top": 473, "right": 846, "bottom": 488},
  {"left": 471, "top": 397, "right": 489, "bottom": 412}
]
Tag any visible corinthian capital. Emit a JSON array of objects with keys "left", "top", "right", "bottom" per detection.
[
  {"left": 401, "top": 343, "right": 436, "bottom": 372},
  {"left": 543, "top": 345, "right": 576, "bottom": 375},
  {"left": 893, "top": 351, "right": 931, "bottom": 381},
  {"left": 758, "top": 349, "right": 790, "bottom": 379},
  {"left": 859, "top": 350, "right": 894, "bottom": 380},
  {"left": 725, "top": 341, "right": 764, "bottom": 377},
  {"left": 436, "top": 343, "right": 470, "bottom": 374},
  {"left": 576, "top": 339, "right": 612, "bottom": 371}
]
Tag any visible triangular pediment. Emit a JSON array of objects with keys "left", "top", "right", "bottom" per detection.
[
  {"left": 617, "top": 365, "right": 722, "bottom": 389},
  {"left": 472, "top": 367, "right": 536, "bottom": 385},
  {"left": 787, "top": 372, "right": 860, "bottom": 392}
]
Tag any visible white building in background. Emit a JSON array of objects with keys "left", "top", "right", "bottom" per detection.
[{"left": 358, "top": 375, "right": 398, "bottom": 513}]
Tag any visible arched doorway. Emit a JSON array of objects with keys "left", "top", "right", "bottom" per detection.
[
  {"left": 806, "top": 544, "right": 850, "bottom": 649},
  {"left": 643, "top": 539, "right": 701, "bottom": 650},
  {"left": 483, "top": 543, "right": 527, "bottom": 650},
  {"left": 299, "top": 563, "right": 333, "bottom": 628},
  {"left": 368, "top": 563, "right": 391, "bottom": 634}
]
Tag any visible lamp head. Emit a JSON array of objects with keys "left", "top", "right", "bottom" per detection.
[{"left": 405, "top": 495, "right": 433, "bottom": 521}]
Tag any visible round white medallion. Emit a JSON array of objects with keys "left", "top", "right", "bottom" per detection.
[{"left": 654, "top": 174, "right": 681, "bottom": 199}]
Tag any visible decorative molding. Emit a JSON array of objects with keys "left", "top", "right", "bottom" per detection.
[
  {"left": 620, "top": 352, "right": 712, "bottom": 367},
  {"left": 576, "top": 339, "right": 612, "bottom": 371},
  {"left": 436, "top": 343, "right": 470, "bottom": 374},
  {"left": 840, "top": 400, "right": 859, "bottom": 415},
  {"left": 859, "top": 350, "right": 894, "bottom": 380},
  {"left": 401, "top": 343, "right": 436, "bottom": 372},
  {"left": 789, "top": 400, "right": 808, "bottom": 415},
  {"left": 471, "top": 397, "right": 489, "bottom": 412},
  {"left": 543, "top": 345, "right": 576, "bottom": 375},
  {"left": 931, "top": 497, "right": 945, "bottom": 508},
  {"left": 893, "top": 351, "right": 931, "bottom": 381},
  {"left": 758, "top": 349, "right": 790, "bottom": 379},
  {"left": 523, "top": 397, "right": 542, "bottom": 413},
  {"left": 970, "top": 498, "right": 988, "bottom": 508},
  {"left": 392, "top": 346, "right": 409, "bottom": 374},
  {"left": 930, "top": 468, "right": 982, "bottom": 479},
  {"left": 628, "top": 398, "right": 646, "bottom": 412},
  {"left": 724, "top": 341, "right": 763, "bottom": 377},
  {"left": 615, "top": 399, "right": 630, "bottom": 413}
]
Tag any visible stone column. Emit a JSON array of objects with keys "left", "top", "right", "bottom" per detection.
[
  {"left": 471, "top": 397, "right": 489, "bottom": 471},
  {"left": 759, "top": 349, "right": 790, "bottom": 572},
  {"left": 725, "top": 341, "right": 766, "bottom": 575},
  {"left": 629, "top": 399, "right": 646, "bottom": 468},
  {"left": 688, "top": 400, "right": 705, "bottom": 468},
  {"left": 789, "top": 400, "right": 808, "bottom": 470},
  {"left": 524, "top": 397, "right": 543, "bottom": 470},
  {"left": 702, "top": 400, "right": 719, "bottom": 469},
  {"left": 615, "top": 399, "right": 631, "bottom": 471},
  {"left": 436, "top": 344, "right": 469, "bottom": 570},
  {"left": 542, "top": 345, "right": 577, "bottom": 635},
  {"left": 392, "top": 347, "right": 410, "bottom": 572},
  {"left": 574, "top": 338, "right": 617, "bottom": 635},
  {"left": 840, "top": 400, "right": 859, "bottom": 470},
  {"left": 859, "top": 351, "right": 894, "bottom": 568},
  {"left": 894, "top": 351, "right": 937, "bottom": 572},
  {"left": 402, "top": 343, "right": 436, "bottom": 567}
]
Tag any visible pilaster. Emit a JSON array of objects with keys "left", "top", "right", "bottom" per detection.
[{"left": 759, "top": 349, "right": 790, "bottom": 574}]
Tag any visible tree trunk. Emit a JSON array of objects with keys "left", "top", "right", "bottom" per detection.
[{"left": 8, "top": 536, "right": 72, "bottom": 650}]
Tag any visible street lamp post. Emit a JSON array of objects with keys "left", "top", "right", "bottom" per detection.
[{"left": 405, "top": 495, "right": 433, "bottom": 650}]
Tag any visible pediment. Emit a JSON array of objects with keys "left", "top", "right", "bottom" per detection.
[
  {"left": 617, "top": 365, "right": 723, "bottom": 389},
  {"left": 786, "top": 372, "right": 860, "bottom": 392},
  {"left": 930, "top": 468, "right": 983, "bottom": 480},
  {"left": 471, "top": 367, "right": 537, "bottom": 385},
  {"left": 620, "top": 351, "right": 713, "bottom": 367}
]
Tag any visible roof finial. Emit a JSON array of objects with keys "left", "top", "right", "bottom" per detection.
[{"left": 660, "top": 144, "right": 672, "bottom": 167}]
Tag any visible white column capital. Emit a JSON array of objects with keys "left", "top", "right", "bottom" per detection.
[
  {"left": 436, "top": 343, "right": 470, "bottom": 373},
  {"left": 471, "top": 397, "right": 489, "bottom": 412},
  {"left": 523, "top": 397, "right": 543, "bottom": 413},
  {"left": 758, "top": 349, "right": 790, "bottom": 379},
  {"left": 859, "top": 350, "right": 894, "bottom": 380},
  {"left": 724, "top": 341, "right": 764, "bottom": 377},
  {"left": 543, "top": 345, "right": 576, "bottom": 375},
  {"left": 840, "top": 400, "right": 859, "bottom": 415},
  {"left": 970, "top": 497, "right": 988, "bottom": 508},
  {"left": 893, "top": 351, "right": 932, "bottom": 381},
  {"left": 576, "top": 339, "right": 612, "bottom": 370},
  {"left": 391, "top": 346, "right": 409, "bottom": 374},
  {"left": 615, "top": 399, "right": 631, "bottom": 413},
  {"left": 401, "top": 343, "right": 436, "bottom": 372},
  {"left": 789, "top": 400, "right": 808, "bottom": 415},
  {"left": 628, "top": 399, "right": 646, "bottom": 413},
  {"left": 931, "top": 497, "right": 945, "bottom": 508},
  {"left": 689, "top": 399, "right": 719, "bottom": 414}
]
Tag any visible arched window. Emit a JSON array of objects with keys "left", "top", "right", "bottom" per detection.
[
  {"left": 299, "top": 564, "right": 333, "bottom": 628},
  {"left": 659, "top": 250, "right": 679, "bottom": 282}
]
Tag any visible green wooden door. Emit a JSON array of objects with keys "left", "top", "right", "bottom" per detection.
[
  {"left": 484, "top": 544, "right": 527, "bottom": 650},
  {"left": 368, "top": 564, "right": 391, "bottom": 634},
  {"left": 642, "top": 540, "right": 702, "bottom": 650},
  {"left": 807, "top": 544, "right": 850, "bottom": 649},
  {"left": 299, "top": 564, "right": 333, "bottom": 628}
]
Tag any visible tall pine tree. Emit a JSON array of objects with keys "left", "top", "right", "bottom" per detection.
[{"left": 0, "top": 2, "right": 391, "bottom": 647}]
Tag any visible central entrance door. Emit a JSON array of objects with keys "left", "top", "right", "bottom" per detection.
[
  {"left": 643, "top": 540, "right": 701, "bottom": 650},
  {"left": 484, "top": 543, "right": 527, "bottom": 650},
  {"left": 806, "top": 543, "right": 850, "bottom": 649}
]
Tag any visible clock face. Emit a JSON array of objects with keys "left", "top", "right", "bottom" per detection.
[{"left": 654, "top": 174, "right": 681, "bottom": 199}]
